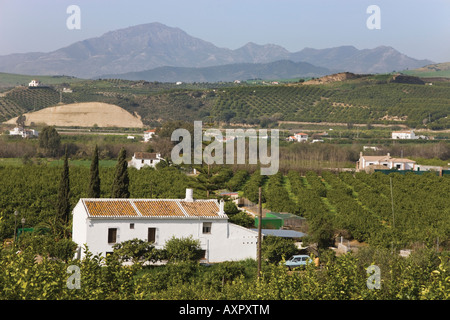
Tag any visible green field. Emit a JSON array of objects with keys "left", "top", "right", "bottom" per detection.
[
  {"left": 0, "top": 72, "right": 83, "bottom": 89},
  {"left": 402, "top": 62, "right": 450, "bottom": 79},
  {"left": 402, "top": 70, "right": 450, "bottom": 78},
  {"left": 0, "top": 158, "right": 117, "bottom": 167}
]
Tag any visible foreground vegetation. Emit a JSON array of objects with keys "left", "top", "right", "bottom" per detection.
[{"left": 1, "top": 239, "right": 448, "bottom": 300}]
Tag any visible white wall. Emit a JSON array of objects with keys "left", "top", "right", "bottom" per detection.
[
  {"left": 72, "top": 201, "right": 88, "bottom": 258},
  {"left": 72, "top": 209, "right": 258, "bottom": 262},
  {"left": 128, "top": 158, "right": 161, "bottom": 170},
  {"left": 392, "top": 131, "right": 417, "bottom": 139}
]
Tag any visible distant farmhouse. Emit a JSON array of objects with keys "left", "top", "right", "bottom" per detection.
[
  {"left": 143, "top": 129, "right": 156, "bottom": 142},
  {"left": 357, "top": 152, "right": 447, "bottom": 174},
  {"left": 391, "top": 130, "right": 418, "bottom": 140},
  {"left": 128, "top": 152, "right": 164, "bottom": 170},
  {"left": 28, "top": 79, "right": 41, "bottom": 87},
  {"left": 356, "top": 152, "right": 416, "bottom": 171},
  {"left": 9, "top": 127, "right": 38, "bottom": 138},
  {"left": 71, "top": 189, "right": 258, "bottom": 262},
  {"left": 287, "top": 132, "right": 308, "bottom": 142}
]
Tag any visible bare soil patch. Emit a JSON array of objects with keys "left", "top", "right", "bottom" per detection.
[{"left": 4, "top": 102, "right": 144, "bottom": 128}]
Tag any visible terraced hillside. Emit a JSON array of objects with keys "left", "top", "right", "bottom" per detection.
[
  {"left": 1, "top": 74, "right": 450, "bottom": 129},
  {"left": 0, "top": 98, "right": 25, "bottom": 123},
  {"left": 211, "top": 76, "right": 450, "bottom": 129}
]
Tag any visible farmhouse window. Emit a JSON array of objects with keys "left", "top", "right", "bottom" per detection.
[
  {"left": 202, "top": 222, "right": 212, "bottom": 234},
  {"left": 148, "top": 228, "right": 156, "bottom": 243},
  {"left": 108, "top": 228, "right": 117, "bottom": 244}
]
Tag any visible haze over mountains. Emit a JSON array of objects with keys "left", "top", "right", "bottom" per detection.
[{"left": 0, "top": 22, "right": 433, "bottom": 82}]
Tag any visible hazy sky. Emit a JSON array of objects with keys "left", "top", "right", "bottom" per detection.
[{"left": 0, "top": 0, "right": 449, "bottom": 62}]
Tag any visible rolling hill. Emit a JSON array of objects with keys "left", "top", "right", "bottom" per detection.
[
  {"left": 0, "top": 72, "right": 82, "bottom": 89},
  {"left": 1, "top": 74, "right": 449, "bottom": 129},
  {"left": 402, "top": 62, "right": 450, "bottom": 78},
  {"left": 5, "top": 102, "right": 143, "bottom": 128}
]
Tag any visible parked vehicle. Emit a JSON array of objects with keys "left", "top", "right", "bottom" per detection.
[{"left": 285, "top": 255, "right": 313, "bottom": 270}]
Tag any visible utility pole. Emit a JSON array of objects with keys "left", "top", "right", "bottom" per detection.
[
  {"left": 257, "top": 187, "right": 262, "bottom": 280},
  {"left": 13, "top": 210, "right": 18, "bottom": 250},
  {"left": 390, "top": 177, "right": 395, "bottom": 253}
]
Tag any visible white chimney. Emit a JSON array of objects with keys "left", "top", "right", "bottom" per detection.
[
  {"left": 219, "top": 199, "right": 225, "bottom": 215},
  {"left": 185, "top": 188, "right": 194, "bottom": 202}
]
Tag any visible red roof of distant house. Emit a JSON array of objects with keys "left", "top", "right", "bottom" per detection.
[
  {"left": 133, "top": 152, "right": 159, "bottom": 160},
  {"left": 295, "top": 133, "right": 308, "bottom": 136},
  {"left": 145, "top": 129, "right": 156, "bottom": 133}
]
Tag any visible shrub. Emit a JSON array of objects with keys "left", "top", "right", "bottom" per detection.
[{"left": 163, "top": 236, "right": 204, "bottom": 263}]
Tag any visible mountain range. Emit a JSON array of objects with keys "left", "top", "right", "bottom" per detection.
[
  {"left": 99, "top": 60, "right": 333, "bottom": 83},
  {"left": 0, "top": 22, "right": 434, "bottom": 81}
]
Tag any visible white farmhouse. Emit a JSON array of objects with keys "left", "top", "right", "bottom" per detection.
[
  {"left": 392, "top": 130, "right": 418, "bottom": 140},
  {"left": 9, "top": 127, "right": 38, "bottom": 138},
  {"left": 71, "top": 189, "right": 258, "bottom": 262},
  {"left": 287, "top": 132, "right": 308, "bottom": 142},
  {"left": 128, "top": 152, "right": 164, "bottom": 170},
  {"left": 28, "top": 79, "right": 40, "bottom": 87},
  {"left": 9, "top": 127, "right": 24, "bottom": 136},
  {"left": 356, "top": 152, "right": 416, "bottom": 171},
  {"left": 143, "top": 129, "right": 156, "bottom": 142},
  {"left": 22, "top": 129, "right": 39, "bottom": 138}
]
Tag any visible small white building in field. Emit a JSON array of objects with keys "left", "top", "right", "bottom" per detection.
[
  {"left": 392, "top": 130, "right": 418, "bottom": 140},
  {"left": 143, "top": 129, "right": 156, "bottom": 142},
  {"left": 128, "top": 152, "right": 164, "bottom": 170},
  {"left": 28, "top": 79, "right": 40, "bottom": 87},
  {"left": 71, "top": 189, "right": 258, "bottom": 262},
  {"left": 288, "top": 132, "right": 308, "bottom": 142},
  {"left": 356, "top": 152, "right": 416, "bottom": 171},
  {"left": 9, "top": 127, "right": 38, "bottom": 138}
]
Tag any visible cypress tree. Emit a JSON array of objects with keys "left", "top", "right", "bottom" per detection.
[
  {"left": 88, "top": 145, "right": 101, "bottom": 198},
  {"left": 57, "top": 148, "right": 71, "bottom": 224},
  {"left": 111, "top": 147, "right": 130, "bottom": 198}
]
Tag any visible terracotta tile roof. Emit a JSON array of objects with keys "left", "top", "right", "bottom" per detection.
[
  {"left": 362, "top": 155, "right": 391, "bottom": 161},
  {"left": 134, "top": 200, "right": 185, "bottom": 217},
  {"left": 133, "top": 152, "right": 158, "bottom": 160},
  {"left": 180, "top": 201, "right": 221, "bottom": 217},
  {"left": 84, "top": 200, "right": 138, "bottom": 217},
  {"left": 361, "top": 155, "right": 415, "bottom": 163},
  {"left": 81, "top": 199, "right": 224, "bottom": 218},
  {"left": 389, "top": 158, "right": 416, "bottom": 163}
]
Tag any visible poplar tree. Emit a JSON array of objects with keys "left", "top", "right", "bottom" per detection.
[
  {"left": 57, "top": 148, "right": 71, "bottom": 224},
  {"left": 111, "top": 148, "right": 130, "bottom": 198},
  {"left": 88, "top": 145, "right": 101, "bottom": 198}
]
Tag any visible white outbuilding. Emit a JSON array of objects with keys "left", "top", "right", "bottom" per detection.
[
  {"left": 356, "top": 152, "right": 416, "bottom": 171},
  {"left": 128, "top": 152, "right": 164, "bottom": 170},
  {"left": 288, "top": 132, "right": 308, "bottom": 142},
  {"left": 392, "top": 130, "right": 418, "bottom": 140},
  {"left": 28, "top": 79, "right": 41, "bottom": 87},
  {"left": 71, "top": 189, "right": 258, "bottom": 262}
]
